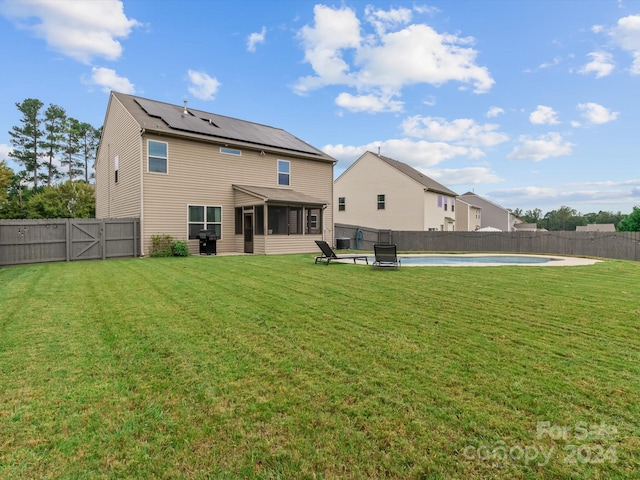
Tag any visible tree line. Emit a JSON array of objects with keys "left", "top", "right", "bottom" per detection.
[
  {"left": 0, "top": 98, "right": 100, "bottom": 219},
  {"left": 511, "top": 205, "right": 640, "bottom": 232}
]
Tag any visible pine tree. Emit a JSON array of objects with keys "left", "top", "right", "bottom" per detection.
[
  {"left": 42, "top": 104, "right": 67, "bottom": 186},
  {"left": 8, "top": 99, "right": 45, "bottom": 188}
]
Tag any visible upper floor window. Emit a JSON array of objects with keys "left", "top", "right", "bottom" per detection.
[
  {"left": 338, "top": 197, "right": 346, "bottom": 211},
  {"left": 451, "top": 199, "right": 455, "bottom": 212},
  {"left": 277, "top": 160, "right": 290, "bottom": 186},
  {"left": 220, "top": 147, "right": 241, "bottom": 156},
  {"left": 377, "top": 194, "right": 385, "bottom": 210},
  {"left": 148, "top": 140, "right": 168, "bottom": 173}
]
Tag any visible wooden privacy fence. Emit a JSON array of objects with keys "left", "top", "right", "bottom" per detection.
[
  {"left": 335, "top": 224, "right": 640, "bottom": 262},
  {"left": 0, "top": 218, "right": 140, "bottom": 266}
]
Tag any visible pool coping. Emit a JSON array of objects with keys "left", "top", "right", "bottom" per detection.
[{"left": 337, "top": 253, "right": 603, "bottom": 267}]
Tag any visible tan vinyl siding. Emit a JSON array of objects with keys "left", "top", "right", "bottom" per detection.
[
  {"left": 334, "top": 152, "right": 424, "bottom": 230},
  {"left": 141, "top": 136, "right": 333, "bottom": 254},
  {"left": 95, "top": 96, "right": 141, "bottom": 219}
]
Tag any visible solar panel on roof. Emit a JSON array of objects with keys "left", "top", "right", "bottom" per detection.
[{"left": 134, "top": 97, "right": 320, "bottom": 155}]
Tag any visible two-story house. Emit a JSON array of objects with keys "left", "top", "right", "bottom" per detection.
[
  {"left": 334, "top": 151, "right": 458, "bottom": 231},
  {"left": 95, "top": 92, "right": 336, "bottom": 255},
  {"left": 456, "top": 191, "right": 518, "bottom": 232}
]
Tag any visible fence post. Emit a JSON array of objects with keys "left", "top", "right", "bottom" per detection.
[
  {"left": 101, "top": 220, "right": 106, "bottom": 260},
  {"left": 65, "top": 219, "right": 71, "bottom": 262}
]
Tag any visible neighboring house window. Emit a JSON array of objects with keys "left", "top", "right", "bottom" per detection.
[
  {"left": 377, "top": 194, "right": 385, "bottom": 210},
  {"left": 277, "top": 160, "right": 290, "bottom": 186},
  {"left": 444, "top": 198, "right": 448, "bottom": 211},
  {"left": 148, "top": 140, "right": 168, "bottom": 173},
  {"left": 188, "top": 205, "right": 222, "bottom": 239},
  {"left": 338, "top": 197, "right": 346, "bottom": 211},
  {"left": 114, "top": 155, "right": 119, "bottom": 184},
  {"left": 451, "top": 199, "right": 455, "bottom": 212},
  {"left": 220, "top": 147, "right": 241, "bottom": 156},
  {"left": 437, "top": 195, "right": 442, "bottom": 207}
]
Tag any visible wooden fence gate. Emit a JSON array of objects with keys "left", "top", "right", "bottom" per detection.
[{"left": 0, "top": 218, "right": 140, "bottom": 266}]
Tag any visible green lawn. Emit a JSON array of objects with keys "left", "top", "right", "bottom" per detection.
[{"left": 1, "top": 254, "right": 639, "bottom": 479}]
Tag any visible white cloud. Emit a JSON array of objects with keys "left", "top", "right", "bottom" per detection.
[
  {"left": 610, "top": 14, "right": 640, "bottom": 74},
  {"left": 420, "top": 166, "right": 503, "bottom": 185},
  {"left": 295, "top": 4, "right": 494, "bottom": 112},
  {"left": 529, "top": 105, "right": 560, "bottom": 125},
  {"left": 247, "top": 26, "right": 266, "bottom": 53},
  {"left": 0, "top": 0, "right": 140, "bottom": 63},
  {"left": 364, "top": 5, "right": 412, "bottom": 36},
  {"left": 324, "top": 138, "right": 472, "bottom": 171},
  {"left": 539, "top": 56, "right": 561, "bottom": 69},
  {"left": 187, "top": 70, "right": 221, "bottom": 101},
  {"left": 335, "top": 92, "right": 403, "bottom": 113},
  {"left": 0, "top": 144, "right": 12, "bottom": 161},
  {"left": 401, "top": 115, "right": 509, "bottom": 147},
  {"left": 86, "top": 67, "right": 135, "bottom": 94},
  {"left": 487, "top": 106, "right": 504, "bottom": 118},
  {"left": 577, "top": 102, "right": 619, "bottom": 124},
  {"left": 507, "top": 133, "right": 574, "bottom": 161},
  {"left": 579, "top": 51, "right": 615, "bottom": 78}
]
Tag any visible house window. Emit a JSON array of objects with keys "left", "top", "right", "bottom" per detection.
[
  {"left": 377, "top": 194, "right": 385, "bottom": 210},
  {"left": 148, "top": 140, "right": 168, "bottom": 173},
  {"left": 437, "top": 195, "right": 442, "bottom": 207},
  {"left": 444, "top": 198, "right": 448, "bottom": 211},
  {"left": 255, "top": 206, "right": 264, "bottom": 235},
  {"left": 268, "top": 205, "right": 313, "bottom": 234},
  {"left": 306, "top": 207, "right": 322, "bottom": 234},
  {"left": 277, "top": 160, "right": 290, "bottom": 186},
  {"left": 235, "top": 207, "right": 243, "bottom": 234},
  {"left": 451, "top": 199, "right": 455, "bottom": 212},
  {"left": 220, "top": 147, "right": 241, "bottom": 156},
  {"left": 188, "top": 205, "right": 222, "bottom": 239},
  {"left": 114, "top": 155, "right": 119, "bottom": 183},
  {"left": 338, "top": 197, "right": 345, "bottom": 211}
]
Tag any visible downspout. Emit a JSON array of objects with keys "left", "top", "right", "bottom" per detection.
[{"left": 139, "top": 128, "right": 145, "bottom": 256}]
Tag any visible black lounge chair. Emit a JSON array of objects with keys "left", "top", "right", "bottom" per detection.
[
  {"left": 373, "top": 243, "right": 401, "bottom": 269},
  {"left": 314, "top": 240, "right": 369, "bottom": 265}
]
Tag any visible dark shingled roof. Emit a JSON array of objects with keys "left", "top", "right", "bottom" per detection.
[
  {"left": 374, "top": 152, "right": 458, "bottom": 196},
  {"left": 111, "top": 92, "right": 335, "bottom": 162}
]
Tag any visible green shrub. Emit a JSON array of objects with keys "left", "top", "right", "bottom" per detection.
[
  {"left": 172, "top": 240, "right": 190, "bottom": 257},
  {"left": 150, "top": 234, "right": 175, "bottom": 257}
]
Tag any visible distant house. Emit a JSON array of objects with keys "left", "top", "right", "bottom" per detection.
[
  {"left": 456, "top": 192, "right": 518, "bottom": 232},
  {"left": 455, "top": 197, "right": 482, "bottom": 232},
  {"left": 513, "top": 223, "right": 539, "bottom": 232},
  {"left": 95, "top": 92, "right": 336, "bottom": 256},
  {"left": 576, "top": 224, "right": 616, "bottom": 232},
  {"left": 334, "top": 151, "right": 458, "bottom": 231}
]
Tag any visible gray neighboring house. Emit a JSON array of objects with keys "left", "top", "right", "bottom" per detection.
[
  {"left": 334, "top": 151, "right": 458, "bottom": 231},
  {"left": 95, "top": 92, "right": 336, "bottom": 256},
  {"left": 576, "top": 224, "right": 616, "bottom": 232},
  {"left": 457, "top": 192, "right": 518, "bottom": 232}
]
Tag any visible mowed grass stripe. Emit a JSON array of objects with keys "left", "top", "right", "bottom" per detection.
[{"left": 1, "top": 255, "right": 639, "bottom": 478}]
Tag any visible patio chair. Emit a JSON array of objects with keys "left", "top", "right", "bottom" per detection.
[
  {"left": 314, "top": 240, "right": 369, "bottom": 265},
  {"left": 373, "top": 243, "right": 401, "bottom": 269}
]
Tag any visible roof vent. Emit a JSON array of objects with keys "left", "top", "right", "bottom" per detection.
[{"left": 183, "top": 100, "right": 188, "bottom": 116}]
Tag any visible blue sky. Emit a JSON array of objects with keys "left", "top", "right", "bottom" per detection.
[{"left": 1, "top": 0, "right": 639, "bottom": 215}]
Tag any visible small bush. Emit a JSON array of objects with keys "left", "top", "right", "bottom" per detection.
[
  {"left": 150, "top": 234, "right": 175, "bottom": 257},
  {"left": 172, "top": 240, "right": 190, "bottom": 257}
]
